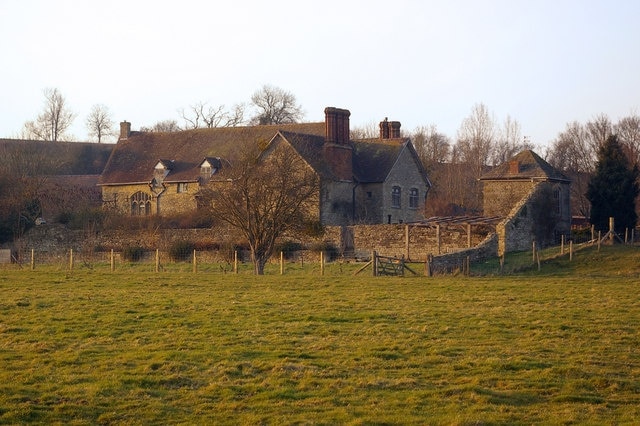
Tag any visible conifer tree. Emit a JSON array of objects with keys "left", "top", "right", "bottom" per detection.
[{"left": 587, "top": 135, "right": 639, "bottom": 232}]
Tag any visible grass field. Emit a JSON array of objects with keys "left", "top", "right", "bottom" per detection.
[{"left": 1, "top": 245, "right": 639, "bottom": 424}]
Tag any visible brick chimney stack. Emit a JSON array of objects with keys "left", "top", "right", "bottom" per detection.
[
  {"left": 325, "top": 107, "right": 350, "bottom": 145},
  {"left": 323, "top": 107, "right": 353, "bottom": 181},
  {"left": 119, "top": 121, "right": 131, "bottom": 140},
  {"left": 379, "top": 118, "right": 401, "bottom": 139},
  {"left": 379, "top": 118, "right": 390, "bottom": 139},
  {"left": 389, "top": 121, "right": 401, "bottom": 138}
]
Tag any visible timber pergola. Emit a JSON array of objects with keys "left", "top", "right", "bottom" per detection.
[{"left": 403, "top": 215, "right": 504, "bottom": 258}]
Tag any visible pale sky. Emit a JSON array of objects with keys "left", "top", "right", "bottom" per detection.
[{"left": 1, "top": 0, "right": 639, "bottom": 147}]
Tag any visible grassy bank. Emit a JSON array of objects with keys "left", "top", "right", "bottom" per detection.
[{"left": 0, "top": 245, "right": 639, "bottom": 424}]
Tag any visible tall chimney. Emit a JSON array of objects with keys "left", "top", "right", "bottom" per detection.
[
  {"left": 325, "top": 107, "right": 350, "bottom": 145},
  {"left": 379, "top": 118, "right": 390, "bottom": 139},
  {"left": 323, "top": 107, "right": 353, "bottom": 181},
  {"left": 389, "top": 121, "right": 401, "bottom": 138},
  {"left": 120, "top": 121, "right": 131, "bottom": 140}
]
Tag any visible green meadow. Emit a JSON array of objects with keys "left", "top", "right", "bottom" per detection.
[{"left": 1, "top": 245, "right": 639, "bottom": 424}]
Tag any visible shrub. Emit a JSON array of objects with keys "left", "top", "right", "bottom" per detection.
[
  {"left": 309, "top": 241, "right": 339, "bottom": 260},
  {"left": 169, "top": 241, "right": 195, "bottom": 262},
  {"left": 56, "top": 211, "right": 74, "bottom": 225},
  {"left": 122, "top": 246, "right": 145, "bottom": 262}
]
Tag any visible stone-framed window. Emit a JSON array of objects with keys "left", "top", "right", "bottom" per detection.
[
  {"left": 409, "top": 188, "right": 419, "bottom": 209},
  {"left": 392, "top": 186, "right": 401, "bottom": 208},
  {"left": 131, "top": 191, "right": 151, "bottom": 216},
  {"left": 177, "top": 182, "right": 188, "bottom": 193},
  {"left": 553, "top": 187, "right": 561, "bottom": 215}
]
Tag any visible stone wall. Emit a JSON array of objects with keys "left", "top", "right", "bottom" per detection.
[
  {"left": 323, "top": 224, "right": 493, "bottom": 261},
  {"left": 427, "top": 233, "right": 499, "bottom": 275},
  {"left": 16, "top": 221, "right": 492, "bottom": 265}
]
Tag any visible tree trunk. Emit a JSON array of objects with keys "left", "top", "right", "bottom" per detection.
[{"left": 251, "top": 248, "right": 268, "bottom": 275}]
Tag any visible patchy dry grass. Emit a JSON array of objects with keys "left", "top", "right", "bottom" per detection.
[{"left": 0, "top": 245, "right": 639, "bottom": 424}]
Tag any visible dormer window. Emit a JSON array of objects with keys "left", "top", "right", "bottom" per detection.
[
  {"left": 199, "top": 157, "right": 222, "bottom": 182},
  {"left": 154, "top": 159, "right": 174, "bottom": 183}
]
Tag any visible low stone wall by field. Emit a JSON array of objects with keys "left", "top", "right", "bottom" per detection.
[{"left": 15, "top": 222, "right": 493, "bottom": 265}]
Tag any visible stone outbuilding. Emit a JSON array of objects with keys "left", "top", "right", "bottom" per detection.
[{"left": 480, "top": 150, "right": 571, "bottom": 254}]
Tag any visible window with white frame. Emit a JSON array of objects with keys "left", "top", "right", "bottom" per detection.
[
  {"left": 177, "top": 182, "right": 188, "bottom": 193},
  {"left": 409, "top": 188, "right": 419, "bottom": 208},
  {"left": 392, "top": 186, "right": 401, "bottom": 208}
]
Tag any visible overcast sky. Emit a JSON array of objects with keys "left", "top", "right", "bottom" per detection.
[{"left": 1, "top": 0, "right": 639, "bottom": 147}]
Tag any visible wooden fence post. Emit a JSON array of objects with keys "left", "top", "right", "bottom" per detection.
[
  {"left": 609, "top": 217, "right": 615, "bottom": 243},
  {"left": 31, "top": 248, "right": 35, "bottom": 271},
  {"left": 280, "top": 251, "right": 284, "bottom": 275},
  {"left": 532, "top": 241, "right": 536, "bottom": 262},
  {"left": 561, "top": 234, "right": 565, "bottom": 255},
  {"left": 193, "top": 249, "right": 197, "bottom": 274},
  {"left": 155, "top": 249, "right": 160, "bottom": 273},
  {"left": 405, "top": 224, "right": 410, "bottom": 260},
  {"left": 110, "top": 249, "right": 115, "bottom": 272},
  {"left": 425, "top": 254, "right": 432, "bottom": 277},
  {"left": 598, "top": 231, "right": 601, "bottom": 251},
  {"left": 69, "top": 249, "right": 74, "bottom": 271},
  {"left": 320, "top": 251, "right": 325, "bottom": 276},
  {"left": 234, "top": 250, "right": 238, "bottom": 274},
  {"left": 436, "top": 225, "right": 441, "bottom": 255},
  {"left": 372, "top": 251, "right": 377, "bottom": 277},
  {"left": 569, "top": 240, "right": 573, "bottom": 261}
]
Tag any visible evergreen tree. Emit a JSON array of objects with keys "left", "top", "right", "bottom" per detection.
[{"left": 587, "top": 135, "right": 639, "bottom": 232}]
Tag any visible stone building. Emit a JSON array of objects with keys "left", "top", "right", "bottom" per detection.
[
  {"left": 480, "top": 150, "right": 571, "bottom": 252},
  {"left": 98, "top": 107, "right": 431, "bottom": 226}
]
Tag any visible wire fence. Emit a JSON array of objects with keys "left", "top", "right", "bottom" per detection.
[
  {"left": 2, "top": 227, "right": 637, "bottom": 276},
  {"left": 2, "top": 247, "right": 368, "bottom": 276}
]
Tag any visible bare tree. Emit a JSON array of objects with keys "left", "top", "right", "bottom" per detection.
[
  {"left": 208, "top": 141, "right": 319, "bottom": 274},
  {"left": 249, "top": 85, "right": 304, "bottom": 125},
  {"left": 86, "top": 104, "right": 115, "bottom": 143},
  {"left": 350, "top": 121, "right": 381, "bottom": 139},
  {"left": 455, "top": 103, "right": 496, "bottom": 172},
  {"left": 180, "top": 102, "right": 246, "bottom": 129},
  {"left": 411, "top": 125, "right": 451, "bottom": 171},
  {"left": 450, "top": 103, "right": 497, "bottom": 213},
  {"left": 615, "top": 113, "right": 640, "bottom": 167},
  {"left": 23, "top": 88, "right": 75, "bottom": 141},
  {"left": 585, "top": 114, "right": 613, "bottom": 151},
  {"left": 547, "top": 121, "right": 594, "bottom": 217},
  {"left": 491, "top": 115, "right": 533, "bottom": 166},
  {"left": 140, "top": 120, "right": 181, "bottom": 132}
]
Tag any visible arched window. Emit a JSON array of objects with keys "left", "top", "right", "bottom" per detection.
[
  {"left": 409, "top": 188, "right": 419, "bottom": 209},
  {"left": 131, "top": 191, "right": 151, "bottom": 216},
  {"left": 392, "top": 186, "right": 401, "bottom": 208}
]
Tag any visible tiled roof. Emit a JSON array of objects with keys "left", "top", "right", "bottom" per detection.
[
  {"left": 99, "top": 123, "right": 325, "bottom": 185},
  {"left": 352, "top": 137, "right": 430, "bottom": 186},
  {"left": 278, "top": 130, "right": 335, "bottom": 179},
  {"left": 352, "top": 138, "right": 405, "bottom": 183},
  {"left": 479, "top": 150, "right": 570, "bottom": 182}
]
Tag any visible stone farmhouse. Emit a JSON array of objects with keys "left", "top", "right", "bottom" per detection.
[{"left": 98, "top": 107, "right": 432, "bottom": 226}]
